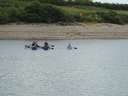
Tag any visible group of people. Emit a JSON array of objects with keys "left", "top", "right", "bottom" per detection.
[
  {"left": 25, "top": 41, "right": 54, "bottom": 51},
  {"left": 25, "top": 41, "right": 77, "bottom": 51}
]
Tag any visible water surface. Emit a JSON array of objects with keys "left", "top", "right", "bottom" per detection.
[{"left": 0, "top": 40, "right": 128, "bottom": 96}]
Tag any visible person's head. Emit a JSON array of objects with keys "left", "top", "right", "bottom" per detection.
[{"left": 44, "top": 42, "right": 48, "bottom": 45}]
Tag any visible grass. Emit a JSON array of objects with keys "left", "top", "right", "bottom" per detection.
[
  {"left": 56, "top": 5, "right": 128, "bottom": 24},
  {"left": 0, "top": 1, "right": 128, "bottom": 24},
  {"left": 57, "top": 5, "right": 128, "bottom": 15}
]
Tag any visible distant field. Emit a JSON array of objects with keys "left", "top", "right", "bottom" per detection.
[{"left": 57, "top": 5, "right": 128, "bottom": 15}]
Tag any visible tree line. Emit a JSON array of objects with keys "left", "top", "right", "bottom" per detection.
[{"left": 0, "top": 0, "right": 128, "bottom": 10}]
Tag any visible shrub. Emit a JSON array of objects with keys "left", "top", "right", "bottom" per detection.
[
  {"left": 96, "top": 11, "right": 127, "bottom": 24},
  {"left": 21, "top": 2, "right": 66, "bottom": 23},
  {"left": 116, "top": 14, "right": 128, "bottom": 24},
  {"left": 6, "top": 7, "right": 22, "bottom": 22},
  {"left": 0, "top": 8, "right": 9, "bottom": 24},
  {"left": 83, "top": 13, "right": 98, "bottom": 22}
]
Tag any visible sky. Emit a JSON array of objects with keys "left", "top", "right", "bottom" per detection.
[{"left": 93, "top": 0, "right": 128, "bottom": 4}]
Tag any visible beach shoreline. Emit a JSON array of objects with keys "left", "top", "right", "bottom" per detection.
[{"left": 0, "top": 23, "right": 128, "bottom": 40}]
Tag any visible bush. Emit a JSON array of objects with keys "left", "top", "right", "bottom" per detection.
[
  {"left": 6, "top": 7, "right": 22, "bottom": 22},
  {"left": 116, "top": 14, "right": 128, "bottom": 24},
  {"left": 21, "top": 2, "right": 66, "bottom": 23},
  {"left": 0, "top": 13, "right": 9, "bottom": 24},
  {"left": 0, "top": 8, "right": 9, "bottom": 24},
  {"left": 96, "top": 11, "right": 128, "bottom": 24},
  {"left": 83, "top": 13, "right": 98, "bottom": 22}
]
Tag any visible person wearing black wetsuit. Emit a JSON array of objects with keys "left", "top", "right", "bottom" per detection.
[
  {"left": 42, "top": 42, "right": 50, "bottom": 50},
  {"left": 31, "top": 41, "right": 39, "bottom": 50}
]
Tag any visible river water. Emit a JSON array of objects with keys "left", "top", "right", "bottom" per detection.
[{"left": 0, "top": 40, "right": 128, "bottom": 96}]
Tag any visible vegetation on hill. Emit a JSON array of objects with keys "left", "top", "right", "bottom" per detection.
[
  {"left": 0, "top": 0, "right": 128, "bottom": 24},
  {"left": 57, "top": 2, "right": 128, "bottom": 10}
]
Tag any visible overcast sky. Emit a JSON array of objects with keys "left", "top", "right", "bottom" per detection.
[{"left": 93, "top": 0, "right": 128, "bottom": 4}]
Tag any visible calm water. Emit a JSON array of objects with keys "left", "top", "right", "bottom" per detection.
[{"left": 0, "top": 40, "right": 128, "bottom": 96}]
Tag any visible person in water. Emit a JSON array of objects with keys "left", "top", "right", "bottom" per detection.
[
  {"left": 67, "top": 43, "right": 72, "bottom": 50},
  {"left": 31, "top": 41, "right": 39, "bottom": 50},
  {"left": 42, "top": 42, "right": 50, "bottom": 50},
  {"left": 32, "top": 41, "right": 39, "bottom": 47}
]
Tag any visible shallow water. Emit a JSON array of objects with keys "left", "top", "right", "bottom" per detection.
[{"left": 0, "top": 40, "right": 128, "bottom": 96}]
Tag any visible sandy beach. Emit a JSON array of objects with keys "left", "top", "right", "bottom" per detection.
[{"left": 0, "top": 23, "right": 128, "bottom": 39}]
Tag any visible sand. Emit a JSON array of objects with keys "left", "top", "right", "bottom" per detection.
[{"left": 0, "top": 23, "right": 128, "bottom": 39}]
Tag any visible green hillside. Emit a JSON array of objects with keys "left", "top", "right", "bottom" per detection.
[{"left": 0, "top": 0, "right": 128, "bottom": 24}]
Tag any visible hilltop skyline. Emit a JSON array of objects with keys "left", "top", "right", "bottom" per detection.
[{"left": 94, "top": 0, "right": 128, "bottom": 4}]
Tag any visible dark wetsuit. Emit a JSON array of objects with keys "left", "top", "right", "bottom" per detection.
[
  {"left": 31, "top": 41, "right": 39, "bottom": 50},
  {"left": 42, "top": 42, "right": 50, "bottom": 50}
]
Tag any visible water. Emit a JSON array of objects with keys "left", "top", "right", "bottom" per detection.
[{"left": 0, "top": 40, "right": 128, "bottom": 96}]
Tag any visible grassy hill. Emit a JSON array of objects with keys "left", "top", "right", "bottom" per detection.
[
  {"left": 0, "top": 0, "right": 128, "bottom": 24},
  {"left": 58, "top": 5, "right": 128, "bottom": 17}
]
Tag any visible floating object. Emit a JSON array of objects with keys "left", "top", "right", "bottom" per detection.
[
  {"left": 67, "top": 43, "right": 78, "bottom": 50},
  {"left": 51, "top": 45, "right": 55, "bottom": 47},
  {"left": 67, "top": 43, "right": 73, "bottom": 50},
  {"left": 25, "top": 45, "right": 30, "bottom": 48},
  {"left": 74, "top": 47, "right": 78, "bottom": 49},
  {"left": 51, "top": 48, "right": 54, "bottom": 50}
]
